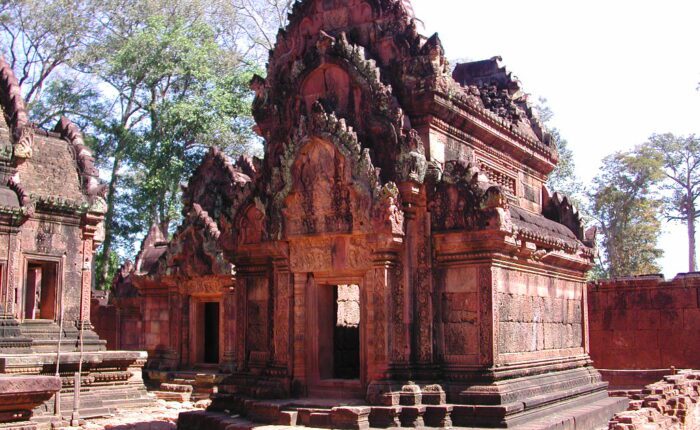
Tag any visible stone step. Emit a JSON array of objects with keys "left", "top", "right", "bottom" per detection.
[
  {"left": 511, "top": 396, "right": 629, "bottom": 430},
  {"left": 153, "top": 390, "right": 191, "bottom": 402},
  {"left": 178, "top": 410, "right": 256, "bottom": 430}
]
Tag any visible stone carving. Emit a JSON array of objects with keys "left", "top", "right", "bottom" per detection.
[
  {"left": 289, "top": 237, "right": 332, "bottom": 272},
  {"left": 542, "top": 189, "right": 585, "bottom": 240},
  {"left": 12, "top": 127, "right": 33, "bottom": 159},
  {"left": 54, "top": 116, "right": 109, "bottom": 197},
  {"left": 372, "top": 183, "right": 405, "bottom": 236},
  {"left": 238, "top": 205, "right": 265, "bottom": 245}
]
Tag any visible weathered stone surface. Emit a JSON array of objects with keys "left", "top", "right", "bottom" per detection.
[
  {"left": 0, "top": 375, "right": 60, "bottom": 427},
  {"left": 589, "top": 274, "right": 700, "bottom": 389},
  {"left": 368, "top": 406, "right": 401, "bottom": 428},
  {"left": 608, "top": 370, "right": 700, "bottom": 430}
]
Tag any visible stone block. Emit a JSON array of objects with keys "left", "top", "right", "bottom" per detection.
[
  {"left": 153, "top": 390, "right": 191, "bottom": 402},
  {"left": 297, "top": 408, "right": 329, "bottom": 426},
  {"left": 277, "top": 411, "right": 297, "bottom": 426},
  {"left": 398, "top": 405, "right": 425, "bottom": 428},
  {"left": 399, "top": 383, "right": 421, "bottom": 405},
  {"left": 368, "top": 406, "right": 401, "bottom": 428},
  {"left": 330, "top": 406, "right": 370, "bottom": 430},
  {"left": 421, "top": 385, "right": 446, "bottom": 405},
  {"left": 424, "top": 405, "right": 453, "bottom": 428},
  {"left": 309, "top": 412, "right": 332, "bottom": 428},
  {"left": 247, "top": 402, "right": 281, "bottom": 424},
  {"left": 450, "top": 405, "right": 474, "bottom": 426}
]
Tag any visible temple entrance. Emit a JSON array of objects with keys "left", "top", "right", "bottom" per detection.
[
  {"left": 23, "top": 260, "right": 58, "bottom": 320},
  {"left": 196, "top": 301, "right": 220, "bottom": 364},
  {"left": 318, "top": 284, "right": 360, "bottom": 380}
]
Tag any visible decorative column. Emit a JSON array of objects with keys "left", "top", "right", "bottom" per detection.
[
  {"left": 235, "top": 278, "right": 247, "bottom": 369},
  {"left": 221, "top": 280, "right": 237, "bottom": 373},
  {"left": 78, "top": 229, "right": 94, "bottom": 327},
  {"left": 167, "top": 289, "right": 183, "bottom": 369},
  {"left": 79, "top": 200, "right": 106, "bottom": 331},
  {"left": 291, "top": 272, "right": 307, "bottom": 394},
  {"left": 0, "top": 228, "right": 29, "bottom": 350},
  {"left": 478, "top": 266, "right": 495, "bottom": 367},
  {"left": 272, "top": 259, "right": 291, "bottom": 372},
  {"left": 366, "top": 252, "right": 396, "bottom": 383}
]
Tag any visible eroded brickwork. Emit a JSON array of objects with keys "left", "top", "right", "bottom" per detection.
[{"left": 609, "top": 370, "right": 700, "bottom": 430}]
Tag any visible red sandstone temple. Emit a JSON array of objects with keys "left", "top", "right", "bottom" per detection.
[{"left": 101, "top": 0, "right": 633, "bottom": 428}]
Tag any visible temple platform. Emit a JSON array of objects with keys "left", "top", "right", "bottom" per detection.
[
  {"left": 177, "top": 395, "right": 628, "bottom": 430},
  {"left": 0, "top": 350, "right": 153, "bottom": 423}
]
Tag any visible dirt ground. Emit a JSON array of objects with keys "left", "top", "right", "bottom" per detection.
[{"left": 61, "top": 399, "right": 206, "bottom": 430}]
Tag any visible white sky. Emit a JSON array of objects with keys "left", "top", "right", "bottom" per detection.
[{"left": 411, "top": 0, "right": 700, "bottom": 278}]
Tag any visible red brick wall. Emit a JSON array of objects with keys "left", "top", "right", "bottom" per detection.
[
  {"left": 588, "top": 274, "right": 700, "bottom": 371},
  {"left": 91, "top": 295, "right": 143, "bottom": 352},
  {"left": 91, "top": 298, "right": 118, "bottom": 350}
]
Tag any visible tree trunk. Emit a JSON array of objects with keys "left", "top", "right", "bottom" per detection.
[
  {"left": 97, "top": 155, "right": 122, "bottom": 289},
  {"left": 689, "top": 205, "right": 697, "bottom": 273}
]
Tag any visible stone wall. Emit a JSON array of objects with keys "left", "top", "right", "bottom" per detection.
[
  {"left": 91, "top": 292, "right": 143, "bottom": 352},
  {"left": 609, "top": 370, "right": 700, "bottom": 430},
  {"left": 493, "top": 267, "right": 586, "bottom": 364},
  {"left": 588, "top": 274, "right": 700, "bottom": 388},
  {"left": 91, "top": 294, "right": 118, "bottom": 350}
]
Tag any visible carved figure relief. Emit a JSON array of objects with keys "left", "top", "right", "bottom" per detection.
[
  {"left": 239, "top": 206, "right": 265, "bottom": 245},
  {"left": 289, "top": 237, "right": 333, "bottom": 272},
  {"left": 284, "top": 139, "right": 353, "bottom": 236},
  {"left": 13, "top": 127, "right": 33, "bottom": 159}
]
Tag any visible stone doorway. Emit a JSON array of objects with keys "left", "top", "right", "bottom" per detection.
[
  {"left": 318, "top": 284, "right": 360, "bottom": 380},
  {"left": 23, "top": 260, "right": 59, "bottom": 320},
  {"left": 194, "top": 301, "right": 221, "bottom": 365}
]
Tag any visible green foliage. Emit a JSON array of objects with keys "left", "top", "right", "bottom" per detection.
[
  {"left": 588, "top": 150, "right": 664, "bottom": 278},
  {"left": 639, "top": 133, "right": 700, "bottom": 271},
  {"left": 1, "top": 0, "right": 291, "bottom": 290},
  {"left": 533, "top": 98, "right": 584, "bottom": 202},
  {"left": 94, "top": 249, "right": 120, "bottom": 291},
  {"left": 28, "top": 74, "right": 107, "bottom": 129}
]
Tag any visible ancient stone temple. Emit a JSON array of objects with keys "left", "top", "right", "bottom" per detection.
[
  {"left": 0, "top": 56, "right": 150, "bottom": 429},
  {"left": 130, "top": 0, "right": 627, "bottom": 428}
]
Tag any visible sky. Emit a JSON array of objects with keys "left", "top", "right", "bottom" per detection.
[{"left": 410, "top": 0, "right": 700, "bottom": 278}]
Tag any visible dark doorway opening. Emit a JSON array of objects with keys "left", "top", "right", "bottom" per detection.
[
  {"left": 24, "top": 261, "right": 58, "bottom": 320},
  {"left": 203, "top": 302, "right": 219, "bottom": 364},
  {"left": 319, "top": 284, "right": 360, "bottom": 380}
]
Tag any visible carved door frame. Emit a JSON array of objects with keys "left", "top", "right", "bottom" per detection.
[
  {"left": 188, "top": 293, "right": 224, "bottom": 368},
  {"left": 18, "top": 252, "right": 64, "bottom": 322},
  {"left": 304, "top": 272, "right": 366, "bottom": 398}
]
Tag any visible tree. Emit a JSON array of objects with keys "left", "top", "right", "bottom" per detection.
[
  {"left": 1, "top": 0, "right": 291, "bottom": 289},
  {"left": 533, "top": 98, "right": 583, "bottom": 201},
  {"left": 588, "top": 150, "right": 664, "bottom": 278},
  {"left": 640, "top": 134, "right": 700, "bottom": 272},
  {"left": 0, "top": 0, "right": 97, "bottom": 106},
  {"left": 87, "top": 13, "right": 259, "bottom": 288}
]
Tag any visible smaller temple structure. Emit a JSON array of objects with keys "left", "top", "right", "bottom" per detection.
[
  {"left": 0, "top": 55, "right": 151, "bottom": 428},
  {"left": 104, "top": 210, "right": 238, "bottom": 399}
]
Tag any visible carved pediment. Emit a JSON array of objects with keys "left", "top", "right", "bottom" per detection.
[
  {"left": 429, "top": 160, "right": 509, "bottom": 232},
  {"left": 154, "top": 205, "right": 233, "bottom": 279}
]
